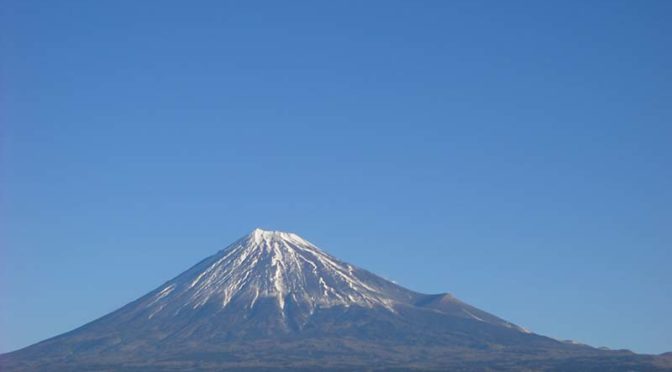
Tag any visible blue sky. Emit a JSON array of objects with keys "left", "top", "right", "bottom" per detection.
[{"left": 1, "top": 0, "right": 671, "bottom": 354}]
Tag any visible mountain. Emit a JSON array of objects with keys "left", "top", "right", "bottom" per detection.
[{"left": 1, "top": 229, "right": 669, "bottom": 371}]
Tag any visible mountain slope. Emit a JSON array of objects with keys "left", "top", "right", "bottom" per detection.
[{"left": 1, "top": 229, "right": 669, "bottom": 371}]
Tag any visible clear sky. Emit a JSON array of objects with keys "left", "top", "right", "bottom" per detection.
[{"left": 1, "top": 0, "right": 670, "bottom": 355}]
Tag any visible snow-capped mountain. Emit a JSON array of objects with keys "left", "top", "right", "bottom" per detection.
[
  {"left": 1, "top": 229, "right": 667, "bottom": 371},
  {"left": 147, "top": 228, "right": 404, "bottom": 315},
  {"left": 138, "top": 228, "right": 520, "bottom": 331}
]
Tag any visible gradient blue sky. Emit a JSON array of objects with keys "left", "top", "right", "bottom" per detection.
[{"left": 1, "top": 0, "right": 671, "bottom": 354}]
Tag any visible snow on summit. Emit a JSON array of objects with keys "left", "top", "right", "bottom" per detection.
[{"left": 141, "top": 228, "right": 404, "bottom": 320}]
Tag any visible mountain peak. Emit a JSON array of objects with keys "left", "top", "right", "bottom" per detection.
[
  {"left": 247, "top": 228, "right": 310, "bottom": 247},
  {"left": 137, "top": 230, "right": 408, "bottom": 320}
]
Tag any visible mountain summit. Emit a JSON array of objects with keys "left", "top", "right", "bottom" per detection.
[
  {"left": 2, "top": 229, "right": 669, "bottom": 371},
  {"left": 138, "top": 228, "right": 522, "bottom": 335},
  {"left": 157, "top": 227, "right": 406, "bottom": 315}
]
